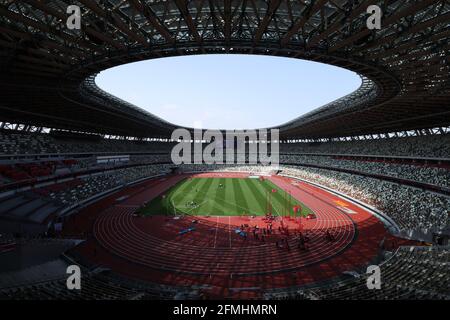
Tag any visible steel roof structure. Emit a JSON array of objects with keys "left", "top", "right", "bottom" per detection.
[{"left": 0, "top": 0, "right": 449, "bottom": 139}]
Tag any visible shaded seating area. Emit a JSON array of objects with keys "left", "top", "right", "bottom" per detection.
[
  {"left": 0, "top": 272, "right": 195, "bottom": 300},
  {"left": 0, "top": 193, "right": 62, "bottom": 225},
  {"left": 264, "top": 246, "right": 450, "bottom": 300}
]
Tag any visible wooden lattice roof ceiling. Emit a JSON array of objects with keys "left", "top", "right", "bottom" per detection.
[{"left": 0, "top": 0, "right": 449, "bottom": 139}]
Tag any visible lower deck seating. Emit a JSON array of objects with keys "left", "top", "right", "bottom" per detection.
[
  {"left": 0, "top": 164, "right": 171, "bottom": 233},
  {"left": 0, "top": 272, "right": 195, "bottom": 300},
  {"left": 0, "top": 194, "right": 61, "bottom": 224},
  {"left": 264, "top": 246, "right": 450, "bottom": 300}
]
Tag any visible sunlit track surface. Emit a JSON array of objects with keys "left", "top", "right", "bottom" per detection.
[{"left": 93, "top": 173, "right": 356, "bottom": 276}]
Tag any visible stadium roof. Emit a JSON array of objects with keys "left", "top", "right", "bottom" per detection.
[{"left": 0, "top": 0, "right": 449, "bottom": 139}]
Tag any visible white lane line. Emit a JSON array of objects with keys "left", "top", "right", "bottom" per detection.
[
  {"left": 213, "top": 216, "right": 219, "bottom": 248},
  {"left": 116, "top": 205, "right": 140, "bottom": 209},
  {"left": 229, "top": 216, "right": 232, "bottom": 248}
]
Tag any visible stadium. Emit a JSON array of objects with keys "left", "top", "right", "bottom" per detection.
[{"left": 0, "top": 0, "right": 449, "bottom": 303}]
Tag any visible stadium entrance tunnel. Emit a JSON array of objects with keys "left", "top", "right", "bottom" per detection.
[{"left": 95, "top": 54, "right": 362, "bottom": 130}]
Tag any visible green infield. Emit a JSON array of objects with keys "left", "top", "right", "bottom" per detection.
[{"left": 138, "top": 177, "right": 314, "bottom": 217}]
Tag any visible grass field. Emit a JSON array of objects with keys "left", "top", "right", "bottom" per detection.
[{"left": 139, "top": 177, "right": 314, "bottom": 217}]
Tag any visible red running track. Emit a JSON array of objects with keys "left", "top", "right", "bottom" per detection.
[{"left": 65, "top": 172, "right": 390, "bottom": 297}]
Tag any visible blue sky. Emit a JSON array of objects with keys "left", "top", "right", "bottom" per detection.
[{"left": 96, "top": 54, "right": 361, "bottom": 130}]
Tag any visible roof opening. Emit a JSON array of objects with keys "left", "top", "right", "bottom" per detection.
[{"left": 96, "top": 54, "right": 361, "bottom": 130}]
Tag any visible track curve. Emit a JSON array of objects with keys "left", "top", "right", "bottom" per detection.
[{"left": 93, "top": 173, "right": 356, "bottom": 276}]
